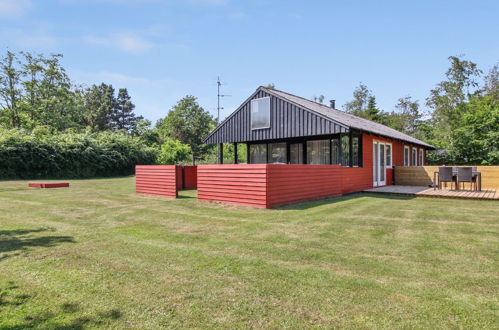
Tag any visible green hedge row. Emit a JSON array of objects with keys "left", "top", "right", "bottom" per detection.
[{"left": 0, "top": 128, "right": 157, "bottom": 179}]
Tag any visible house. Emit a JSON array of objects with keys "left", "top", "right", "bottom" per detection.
[{"left": 204, "top": 86, "right": 434, "bottom": 194}]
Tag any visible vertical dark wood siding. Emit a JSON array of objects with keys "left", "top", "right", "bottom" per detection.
[{"left": 205, "top": 89, "right": 348, "bottom": 144}]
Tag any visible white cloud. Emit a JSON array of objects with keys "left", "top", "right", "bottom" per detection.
[
  {"left": 0, "top": 0, "right": 33, "bottom": 17},
  {"left": 84, "top": 33, "right": 155, "bottom": 54}
]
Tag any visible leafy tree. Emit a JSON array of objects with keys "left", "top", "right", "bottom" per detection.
[
  {"left": 110, "top": 88, "right": 143, "bottom": 132},
  {"left": 264, "top": 83, "right": 275, "bottom": 89},
  {"left": 156, "top": 96, "right": 215, "bottom": 162},
  {"left": 0, "top": 51, "right": 23, "bottom": 128},
  {"left": 157, "top": 139, "right": 191, "bottom": 165},
  {"left": 343, "top": 83, "right": 371, "bottom": 116},
  {"left": 132, "top": 119, "right": 160, "bottom": 146},
  {"left": 426, "top": 56, "right": 482, "bottom": 144},
  {"left": 83, "top": 83, "right": 115, "bottom": 131},
  {"left": 393, "top": 96, "right": 422, "bottom": 136}
]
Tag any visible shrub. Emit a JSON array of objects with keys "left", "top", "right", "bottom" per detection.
[{"left": 0, "top": 128, "right": 157, "bottom": 179}]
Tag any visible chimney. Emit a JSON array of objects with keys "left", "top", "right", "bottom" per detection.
[{"left": 329, "top": 99, "right": 336, "bottom": 108}]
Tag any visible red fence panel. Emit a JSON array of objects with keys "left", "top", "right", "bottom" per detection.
[
  {"left": 176, "top": 166, "right": 183, "bottom": 190},
  {"left": 267, "top": 164, "right": 342, "bottom": 207},
  {"left": 197, "top": 164, "right": 268, "bottom": 208},
  {"left": 135, "top": 165, "right": 177, "bottom": 198},
  {"left": 183, "top": 166, "right": 198, "bottom": 190},
  {"left": 197, "top": 164, "right": 343, "bottom": 208}
]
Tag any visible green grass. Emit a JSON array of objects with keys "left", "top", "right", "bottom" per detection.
[{"left": 0, "top": 177, "right": 498, "bottom": 329}]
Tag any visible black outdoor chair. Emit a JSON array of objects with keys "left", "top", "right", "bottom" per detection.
[
  {"left": 437, "top": 167, "right": 455, "bottom": 190},
  {"left": 457, "top": 167, "right": 475, "bottom": 191}
]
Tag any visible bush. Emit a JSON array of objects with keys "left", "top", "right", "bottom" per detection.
[
  {"left": 157, "top": 139, "right": 191, "bottom": 165},
  {"left": 0, "top": 128, "right": 157, "bottom": 179}
]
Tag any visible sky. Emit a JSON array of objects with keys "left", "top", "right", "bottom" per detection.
[{"left": 1, "top": 0, "right": 498, "bottom": 123}]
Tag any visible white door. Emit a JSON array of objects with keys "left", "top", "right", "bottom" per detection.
[{"left": 373, "top": 141, "right": 386, "bottom": 187}]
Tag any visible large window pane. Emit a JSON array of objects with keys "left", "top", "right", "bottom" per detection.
[
  {"left": 249, "top": 144, "right": 267, "bottom": 163},
  {"left": 386, "top": 144, "right": 391, "bottom": 167},
  {"left": 341, "top": 135, "right": 350, "bottom": 166},
  {"left": 289, "top": 143, "right": 303, "bottom": 164},
  {"left": 268, "top": 143, "right": 286, "bottom": 163},
  {"left": 352, "top": 136, "right": 360, "bottom": 167},
  {"left": 307, "top": 140, "right": 330, "bottom": 164},
  {"left": 251, "top": 97, "right": 271, "bottom": 129},
  {"left": 331, "top": 138, "right": 340, "bottom": 164}
]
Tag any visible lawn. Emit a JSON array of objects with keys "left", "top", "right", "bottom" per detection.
[{"left": 0, "top": 177, "right": 498, "bottom": 329}]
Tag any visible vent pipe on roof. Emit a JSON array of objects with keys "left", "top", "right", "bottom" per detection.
[{"left": 329, "top": 100, "right": 336, "bottom": 108}]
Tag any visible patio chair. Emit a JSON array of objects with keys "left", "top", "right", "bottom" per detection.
[
  {"left": 437, "top": 167, "right": 455, "bottom": 190},
  {"left": 457, "top": 167, "right": 475, "bottom": 191}
]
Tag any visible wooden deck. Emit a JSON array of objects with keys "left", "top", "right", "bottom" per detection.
[{"left": 364, "top": 185, "right": 499, "bottom": 200}]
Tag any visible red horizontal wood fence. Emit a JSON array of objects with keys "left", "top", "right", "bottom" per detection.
[
  {"left": 197, "top": 164, "right": 343, "bottom": 208},
  {"left": 198, "top": 165, "right": 268, "bottom": 207},
  {"left": 183, "top": 166, "right": 198, "bottom": 190},
  {"left": 267, "top": 165, "right": 342, "bottom": 207},
  {"left": 136, "top": 165, "right": 178, "bottom": 198}
]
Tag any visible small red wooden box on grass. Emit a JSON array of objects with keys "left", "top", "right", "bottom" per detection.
[{"left": 28, "top": 182, "right": 70, "bottom": 188}]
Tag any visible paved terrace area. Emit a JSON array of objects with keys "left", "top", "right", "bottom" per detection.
[{"left": 364, "top": 185, "right": 499, "bottom": 200}]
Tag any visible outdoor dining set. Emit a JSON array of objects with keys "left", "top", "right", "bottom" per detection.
[{"left": 433, "top": 166, "right": 481, "bottom": 191}]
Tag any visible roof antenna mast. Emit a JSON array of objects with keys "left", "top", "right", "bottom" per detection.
[{"left": 216, "top": 76, "right": 230, "bottom": 126}]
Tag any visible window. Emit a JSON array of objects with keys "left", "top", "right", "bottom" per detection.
[
  {"left": 412, "top": 148, "right": 417, "bottom": 166},
  {"left": 268, "top": 143, "right": 286, "bottom": 163},
  {"left": 331, "top": 138, "right": 340, "bottom": 164},
  {"left": 419, "top": 149, "right": 424, "bottom": 166},
  {"left": 289, "top": 143, "right": 303, "bottom": 164},
  {"left": 250, "top": 97, "right": 270, "bottom": 129},
  {"left": 385, "top": 143, "right": 392, "bottom": 168},
  {"left": 404, "top": 146, "right": 410, "bottom": 166},
  {"left": 249, "top": 144, "right": 267, "bottom": 163},
  {"left": 341, "top": 135, "right": 350, "bottom": 166},
  {"left": 307, "top": 139, "right": 330, "bottom": 164},
  {"left": 352, "top": 135, "right": 361, "bottom": 167}
]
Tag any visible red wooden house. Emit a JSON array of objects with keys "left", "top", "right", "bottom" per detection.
[{"left": 198, "top": 86, "right": 434, "bottom": 207}]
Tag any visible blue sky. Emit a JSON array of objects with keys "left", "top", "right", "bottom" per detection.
[{"left": 1, "top": 0, "right": 498, "bottom": 123}]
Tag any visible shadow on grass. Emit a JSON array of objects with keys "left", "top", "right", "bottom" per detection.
[
  {"left": 1, "top": 281, "right": 122, "bottom": 329},
  {"left": 0, "top": 228, "right": 75, "bottom": 262},
  {"left": 276, "top": 192, "right": 416, "bottom": 210},
  {"left": 177, "top": 190, "right": 198, "bottom": 199}
]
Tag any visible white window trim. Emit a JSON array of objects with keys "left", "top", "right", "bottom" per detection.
[
  {"left": 404, "top": 146, "right": 410, "bottom": 166},
  {"left": 412, "top": 147, "right": 417, "bottom": 166},
  {"left": 385, "top": 142, "right": 392, "bottom": 168},
  {"left": 419, "top": 149, "right": 424, "bottom": 166}
]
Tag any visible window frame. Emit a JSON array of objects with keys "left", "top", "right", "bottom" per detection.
[
  {"left": 404, "top": 146, "right": 410, "bottom": 166},
  {"left": 419, "top": 149, "right": 424, "bottom": 166},
  {"left": 412, "top": 147, "right": 417, "bottom": 166},
  {"left": 385, "top": 142, "right": 392, "bottom": 168},
  {"left": 250, "top": 96, "right": 271, "bottom": 130}
]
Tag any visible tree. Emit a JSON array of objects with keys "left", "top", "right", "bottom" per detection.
[
  {"left": 313, "top": 95, "right": 325, "bottom": 104},
  {"left": 343, "top": 83, "right": 371, "bottom": 116},
  {"left": 156, "top": 96, "right": 215, "bottom": 162},
  {"left": 365, "top": 96, "right": 385, "bottom": 123},
  {"left": 426, "top": 56, "right": 482, "bottom": 140},
  {"left": 0, "top": 51, "right": 23, "bottom": 128},
  {"left": 394, "top": 96, "right": 422, "bottom": 136},
  {"left": 110, "top": 88, "right": 143, "bottom": 132},
  {"left": 83, "top": 83, "right": 115, "bottom": 131},
  {"left": 452, "top": 93, "right": 499, "bottom": 164},
  {"left": 157, "top": 139, "right": 191, "bottom": 165},
  {"left": 264, "top": 83, "right": 275, "bottom": 90}
]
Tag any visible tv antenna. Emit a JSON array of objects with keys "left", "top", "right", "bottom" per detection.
[{"left": 216, "top": 76, "right": 231, "bottom": 125}]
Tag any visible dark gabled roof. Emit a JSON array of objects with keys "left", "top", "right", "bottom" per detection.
[{"left": 262, "top": 87, "right": 434, "bottom": 149}]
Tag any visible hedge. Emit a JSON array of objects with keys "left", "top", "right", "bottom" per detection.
[{"left": 0, "top": 128, "right": 157, "bottom": 179}]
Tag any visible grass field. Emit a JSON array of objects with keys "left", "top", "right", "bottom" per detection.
[{"left": 0, "top": 177, "right": 498, "bottom": 329}]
